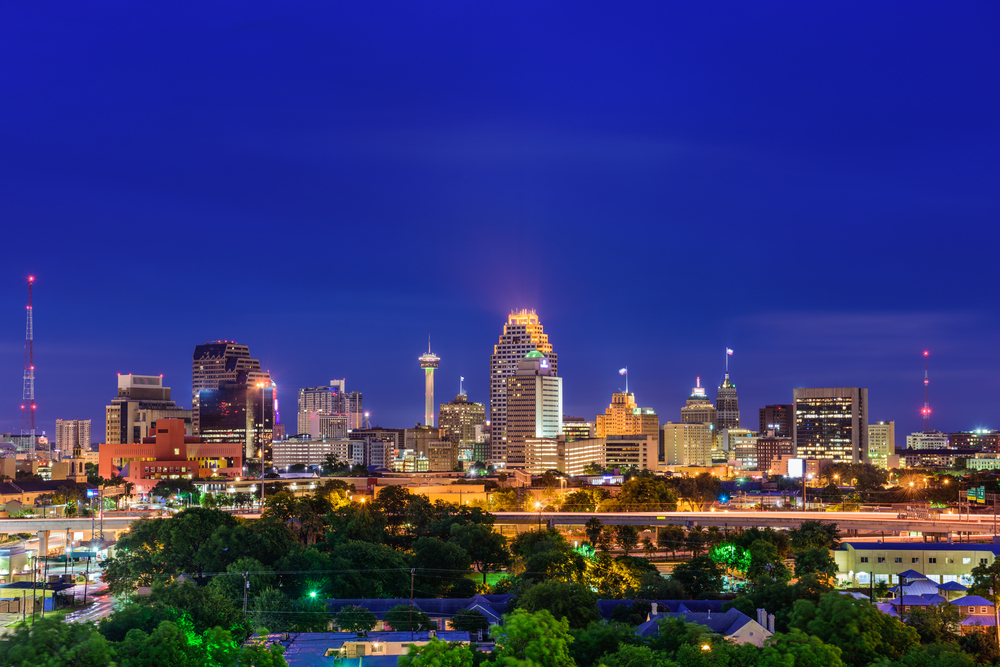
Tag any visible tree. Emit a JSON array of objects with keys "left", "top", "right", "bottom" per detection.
[
  {"left": 569, "top": 622, "right": 640, "bottom": 667},
  {"left": 582, "top": 463, "right": 607, "bottom": 475},
  {"left": 789, "top": 521, "right": 841, "bottom": 552},
  {"left": 902, "top": 603, "right": 963, "bottom": 645},
  {"left": 116, "top": 620, "right": 200, "bottom": 667},
  {"left": 131, "top": 579, "right": 243, "bottom": 637},
  {"left": 790, "top": 591, "right": 919, "bottom": 667},
  {"left": 385, "top": 604, "right": 437, "bottom": 632},
  {"left": 248, "top": 586, "right": 297, "bottom": 634},
  {"left": 451, "top": 608, "right": 490, "bottom": 633},
  {"left": 376, "top": 485, "right": 412, "bottom": 533},
  {"left": 671, "top": 555, "right": 723, "bottom": 599},
  {"left": 586, "top": 554, "right": 643, "bottom": 599},
  {"left": 327, "top": 540, "right": 411, "bottom": 598},
  {"left": 411, "top": 536, "right": 473, "bottom": 596},
  {"left": 658, "top": 525, "right": 685, "bottom": 559},
  {"left": 747, "top": 538, "right": 791, "bottom": 585},
  {"left": 399, "top": 637, "right": 474, "bottom": 667},
  {"left": 585, "top": 517, "right": 603, "bottom": 547},
  {"left": 615, "top": 478, "right": 676, "bottom": 511},
  {"left": 492, "top": 610, "right": 575, "bottom": 667},
  {"left": 336, "top": 605, "right": 377, "bottom": 635},
  {"left": 794, "top": 546, "right": 838, "bottom": 581},
  {"left": 613, "top": 525, "right": 640, "bottom": 556},
  {"left": 450, "top": 523, "right": 511, "bottom": 584},
  {"left": 0, "top": 615, "right": 117, "bottom": 667},
  {"left": 685, "top": 526, "right": 706, "bottom": 557},
  {"left": 562, "top": 489, "right": 609, "bottom": 512},
  {"left": 206, "top": 557, "right": 276, "bottom": 605},
  {"left": 760, "top": 628, "right": 844, "bottom": 667},
  {"left": 608, "top": 600, "right": 651, "bottom": 626},
  {"left": 515, "top": 580, "right": 600, "bottom": 629},
  {"left": 635, "top": 570, "right": 685, "bottom": 599},
  {"left": 597, "top": 643, "right": 676, "bottom": 667}
]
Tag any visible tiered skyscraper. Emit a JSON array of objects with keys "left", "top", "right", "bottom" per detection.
[
  {"left": 192, "top": 341, "right": 274, "bottom": 460},
  {"left": 489, "top": 310, "right": 557, "bottom": 464},
  {"left": 192, "top": 341, "right": 271, "bottom": 434},
  {"left": 680, "top": 378, "right": 717, "bottom": 425},
  {"left": 715, "top": 373, "right": 740, "bottom": 430}
]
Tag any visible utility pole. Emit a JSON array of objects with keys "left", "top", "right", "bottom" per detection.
[
  {"left": 410, "top": 568, "right": 415, "bottom": 642},
  {"left": 30, "top": 556, "right": 37, "bottom": 623},
  {"left": 243, "top": 571, "right": 249, "bottom": 614}
]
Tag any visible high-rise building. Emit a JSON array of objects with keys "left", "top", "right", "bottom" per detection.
[
  {"left": 759, "top": 405, "right": 794, "bottom": 438},
  {"left": 562, "top": 416, "right": 596, "bottom": 442},
  {"left": 681, "top": 378, "right": 717, "bottom": 425},
  {"left": 419, "top": 344, "right": 441, "bottom": 427},
  {"left": 489, "top": 310, "right": 558, "bottom": 464},
  {"left": 905, "top": 430, "right": 949, "bottom": 450},
  {"left": 715, "top": 373, "right": 740, "bottom": 431},
  {"left": 55, "top": 419, "right": 91, "bottom": 452},
  {"left": 525, "top": 436, "right": 605, "bottom": 476},
  {"left": 793, "top": 387, "right": 869, "bottom": 463},
  {"left": 868, "top": 421, "right": 895, "bottom": 467},
  {"left": 296, "top": 382, "right": 363, "bottom": 434},
  {"left": 105, "top": 374, "right": 192, "bottom": 445},
  {"left": 439, "top": 394, "right": 487, "bottom": 463},
  {"left": 661, "top": 422, "right": 713, "bottom": 467},
  {"left": 596, "top": 393, "right": 659, "bottom": 438},
  {"left": 192, "top": 341, "right": 270, "bottom": 435},
  {"left": 504, "top": 351, "right": 563, "bottom": 469},
  {"left": 198, "top": 376, "right": 275, "bottom": 460}
]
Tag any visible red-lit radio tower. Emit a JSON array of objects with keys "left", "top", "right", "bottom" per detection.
[
  {"left": 921, "top": 350, "right": 931, "bottom": 431},
  {"left": 20, "top": 276, "right": 36, "bottom": 456}
]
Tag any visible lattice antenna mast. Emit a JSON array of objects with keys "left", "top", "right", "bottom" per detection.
[
  {"left": 21, "top": 276, "right": 36, "bottom": 455},
  {"left": 921, "top": 350, "right": 931, "bottom": 431}
]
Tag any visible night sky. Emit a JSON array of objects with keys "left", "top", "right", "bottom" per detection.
[{"left": 2, "top": 3, "right": 998, "bottom": 441}]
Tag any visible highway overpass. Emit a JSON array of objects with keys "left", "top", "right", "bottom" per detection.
[{"left": 493, "top": 510, "right": 996, "bottom": 537}]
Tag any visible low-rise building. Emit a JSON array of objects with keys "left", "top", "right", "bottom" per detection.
[
  {"left": 967, "top": 453, "right": 1000, "bottom": 471},
  {"left": 901, "top": 448, "right": 976, "bottom": 469},
  {"left": 99, "top": 418, "right": 243, "bottom": 495},
  {"left": 834, "top": 542, "right": 1000, "bottom": 587}
]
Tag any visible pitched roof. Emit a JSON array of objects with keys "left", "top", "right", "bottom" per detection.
[
  {"left": 951, "top": 595, "right": 994, "bottom": 607},
  {"left": 937, "top": 581, "right": 968, "bottom": 592},
  {"left": 326, "top": 596, "right": 509, "bottom": 623},
  {"left": 635, "top": 608, "right": 759, "bottom": 639},
  {"left": 888, "top": 595, "right": 937, "bottom": 607},
  {"left": 896, "top": 569, "right": 927, "bottom": 579}
]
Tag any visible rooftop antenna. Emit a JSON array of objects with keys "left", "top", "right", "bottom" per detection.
[
  {"left": 459, "top": 376, "right": 465, "bottom": 396},
  {"left": 921, "top": 351, "right": 931, "bottom": 431},
  {"left": 21, "top": 276, "right": 36, "bottom": 458},
  {"left": 619, "top": 367, "right": 628, "bottom": 393}
]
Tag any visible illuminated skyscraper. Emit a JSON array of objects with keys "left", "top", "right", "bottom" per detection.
[
  {"left": 681, "top": 377, "right": 717, "bottom": 425},
  {"left": 868, "top": 420, "right": 895, "bottom": 468},
  {"left": 716, "top": 373, "right": 740, "bottom": 431},
  {"left": 489, "top": 310, "right": 558, "bottom": 464},
  {"left": 192, "top": 341, "right": 270, "bottom": 434},
  {"left": 504, "top": 351, "right": 562, "bottom": 469},
  {"left": 596, "top": 392, "right": 659, "bottom": 438},
  {"left": 439, "top": 394, "right": 487, "bottom": 464},
  {"left": 419, "top": 343, "right": 440, "bottom": 427},
  {"left": 793, "top": 387, "right": 869, "bottom": 463},
  {"left": 105, "top": 374, "right": 192, "bottom": 445}
]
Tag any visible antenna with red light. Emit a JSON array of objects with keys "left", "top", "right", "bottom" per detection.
[
  {"left": 921, "top": 351, "right": 931, "bottom": 431},
  {"left": 21, "top": 276, "right": 36, "bottom": 456}
]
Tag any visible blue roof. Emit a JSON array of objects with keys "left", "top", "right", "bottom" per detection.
[
  {"left": 842, "top": 542, "right": 1000, "bottom": 554},
  {"left": 938, "top": 581, "right": 969, "bottom": 591},
  {"left": 888, "top": 595, "right": 937, "bottom": 607},
  {"left": 952, "top": 595, "right": 994, "bottom": 607},
  {"left": 896, "top": 569, "right": 927, "bottom": 579},
  {"left": 635, "top": 609, "right": 759, "bottom": 639}
]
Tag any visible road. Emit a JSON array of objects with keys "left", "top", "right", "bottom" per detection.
[{"left": 494, "top": 510, "right": 995, "bottom": 535}]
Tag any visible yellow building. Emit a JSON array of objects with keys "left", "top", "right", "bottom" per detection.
[
  {"left": 834, "top": 542, "right": 998, "bottom": 586},
  {"left": 868, "top": 421, "right": 895, "bottom": 469},
  {"left": 661, "top": 422, "right": 713, "bottom": 466},
  {"left": 524, "top": 437, "right": 606, "bottom": 476},
  {"left": 596, "top": 393, "right": 659, "bottom": 438}
]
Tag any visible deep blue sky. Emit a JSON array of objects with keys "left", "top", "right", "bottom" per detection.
[{"left": 2, "top": 3, "right": 999, "bottom": 442}]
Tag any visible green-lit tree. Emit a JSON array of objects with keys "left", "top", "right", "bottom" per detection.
[{"left": 491, "top": 610, "right": 575, "bottom": 667}]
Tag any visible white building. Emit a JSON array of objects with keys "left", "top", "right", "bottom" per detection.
[
  {"left": 55, "top": 419, "right": 91, "bottom": 451},
  {"left": 868, "top": 421, "right": 896, "bottom": 468},
  {"left": 906, "top": 430, "right": 949, "bottom": 450},
  {"left": 504, "top": 351, "right": 562, "bottom": 470}
]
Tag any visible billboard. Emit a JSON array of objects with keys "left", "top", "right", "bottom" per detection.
[{"left": 787, "top": 458, "right": 804, "bottom": 479}]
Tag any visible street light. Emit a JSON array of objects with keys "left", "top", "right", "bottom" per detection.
[{"left": 535, "top": 501, "right": 543, "bottom": 531}]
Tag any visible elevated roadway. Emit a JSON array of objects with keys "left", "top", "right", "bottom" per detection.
[{"left": 493, "top": 510, "right": 994, "bottom": 537}]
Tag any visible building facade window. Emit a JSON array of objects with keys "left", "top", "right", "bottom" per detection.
[{"left": 929, "top": 558, "right": 937, "bottom": 564}]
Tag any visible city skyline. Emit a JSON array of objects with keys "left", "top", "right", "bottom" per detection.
[
  {"left": 1, "top": 5, "right": 998, "bottom": 439},
  {"left": 0, "top": 312, "right": 993, "bottom": 443}
]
